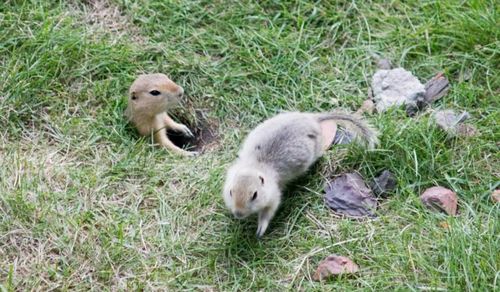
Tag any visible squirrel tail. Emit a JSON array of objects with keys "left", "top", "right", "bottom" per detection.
[{"left": 316, "top": 111, "right": 379, "bottom": 149}]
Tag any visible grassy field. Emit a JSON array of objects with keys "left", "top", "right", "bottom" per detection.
[{"left": 0, "top": 0, "right": 498, "bottom": 290}]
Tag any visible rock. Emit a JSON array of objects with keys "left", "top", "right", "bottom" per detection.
[
  {"left": 420, "top": 186, "right": 458, "bottom": 215},
  {"left": 313, "top": 255, "right": 359, "bottom": 281},
  {"left": 377, "top": 58, "right": 392, "bottom": 70},
  {"left": 372, "top": 68, "right": 426, "bottom": 112},
  {"left": 324, "top": 173, "right": 377, "bottom": 217},
  {"left": 424, "top": 72, "right": 450, "bottom": 103},
  {"left": 370, "top": 170, "right": 397, "bottom": 197},
  {"left": 492, "top": 190, "right": 500, "bottom": 203},
  {"left": 356, "top": 99, "right": 375, "bottom": 115},
  {"left": 433, "top": 110, "right": 476, "bottom": 137}
]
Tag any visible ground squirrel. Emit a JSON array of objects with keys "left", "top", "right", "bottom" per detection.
[
  {"left": 223, "top": 111, "right": 379, "bottom": 237},
  {"left": 125, "top": 73, "right": 197, "bottom": 156}
]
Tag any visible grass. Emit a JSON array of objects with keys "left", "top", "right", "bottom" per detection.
[{"left": 0, "top": 0, "right": 498, "bottom": 290}]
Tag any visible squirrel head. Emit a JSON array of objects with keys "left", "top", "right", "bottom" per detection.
[
  {"left": 127, "top": 73, "right": 184, "bottom": 116},
  {"left": 223, "top": 166, "right": 270, "bottom": 219}
]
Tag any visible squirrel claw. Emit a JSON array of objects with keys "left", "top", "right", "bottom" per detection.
[{"left": 180, "top": 125, "right": 195, "bottom": 138}]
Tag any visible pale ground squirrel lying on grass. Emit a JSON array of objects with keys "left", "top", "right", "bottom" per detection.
[
  {"left": 223, "top": 111, "right": 379, "bottom": 237},
  {"left": 125, "top": 73, "right": 197, "bottom": 156}
]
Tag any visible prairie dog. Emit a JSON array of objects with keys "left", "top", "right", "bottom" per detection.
[
  {"left": 223, "top": 111, "right": 379, "bottom": 237},
  {"left": 125, "top": 73, "right": 196, "bottom": 156}
]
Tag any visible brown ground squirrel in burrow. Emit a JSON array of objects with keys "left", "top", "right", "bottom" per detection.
[
  {"left": 125, "top": 73, "right": 197, "bottom": 156},
  {"left": 223, "top": 111, "right": 379, "bottom": 237}
]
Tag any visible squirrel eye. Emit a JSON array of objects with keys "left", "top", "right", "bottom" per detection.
[
  {"left": 149, "top": 90, "right": 161, "bottom": 96},
  {"left": 131, "top": 94, "right": 137, "bottom": 100},
  {"left": 229, "top": 190, "right": 233, "bottom": 197},
  {"left": 251, "top": 191, "right": 258, "bottom": 201}
]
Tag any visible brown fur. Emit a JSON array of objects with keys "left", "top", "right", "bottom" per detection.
[{"left": 125, "top": 73, "right": 197, "bottom": 156}]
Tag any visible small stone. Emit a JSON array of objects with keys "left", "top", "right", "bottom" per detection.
[
  {"left": 420, "top": 186, "right": 458, "bottom": 215},
  {"left": 370, "top": 170, "right": 397, "bottom": 197},
  {"left": 492, "top": 190, "right": 500, "bottom": 203},
  {"left": 313, "top": 255, "right": 359, "bottom": 281},
  {"left": 356, "top": 99, "right": 375, "bottom": 115},
  {"left": 377, "top": 58, "right": 392, "bottom": 70},
  {"left": 372, "top": 68, "right": 426, "bottom": 112}
]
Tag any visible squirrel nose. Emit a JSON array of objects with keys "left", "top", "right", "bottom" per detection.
[{"left": 177, "top": 87, "right": 184, "bottom": 98}]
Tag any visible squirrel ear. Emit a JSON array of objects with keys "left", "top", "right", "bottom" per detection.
[{"left": 259, "top": 176, "right": 264, "bottom": 185}]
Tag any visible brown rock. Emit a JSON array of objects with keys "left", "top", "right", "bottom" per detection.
[
  {"left": 424, "top": 72, "right": 450, "bottom": 103},
  {"left": 420, "top": 186, "right": 458, "bottom": 215},
  {"left": 492, "top": 190, "right": 500, "bottom": 203},
  {"left": 313, "top": 255, "right": 359, "bottom": 281}
]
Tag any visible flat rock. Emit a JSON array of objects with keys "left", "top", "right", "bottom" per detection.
[
  {"left": 313, "top": 255, "right": 359, "bottom": 281},
  {"left": 372, "top": 68, "right": 425, "bottom": 112},
  {"left": 324, "top": 173, "right": 377, "bottom": 217},
  {"left": 424, "top": 72, "right": 450, "bottom": 103},
  {"left": 420, "top": 186, "right": 458, "bottom": 215}
]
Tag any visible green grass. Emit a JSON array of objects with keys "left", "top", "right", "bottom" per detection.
[{"left": 0, "top": 0, "right": 498, "bottom": 290}]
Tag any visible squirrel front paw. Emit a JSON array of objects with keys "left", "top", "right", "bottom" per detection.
[{"left": 178, "top": 124, "right": 195, "bottom": 138}]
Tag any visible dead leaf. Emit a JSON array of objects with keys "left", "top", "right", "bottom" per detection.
[
  {"left": 420, "top": 186, "right": 458, "bottom": 215},
  {"left": 324, "top": 173, "right": 377, "bottom": 217},
  {"left": 370, "top": 170, "right": 397, "bottom": 197},
  {"left": 313, "top": 255, "right": 359, "bottom": 281}
]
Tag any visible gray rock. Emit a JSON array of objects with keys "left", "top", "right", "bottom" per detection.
[{"left": 372, "top": 68, "right": 425, "bottom": 112}]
